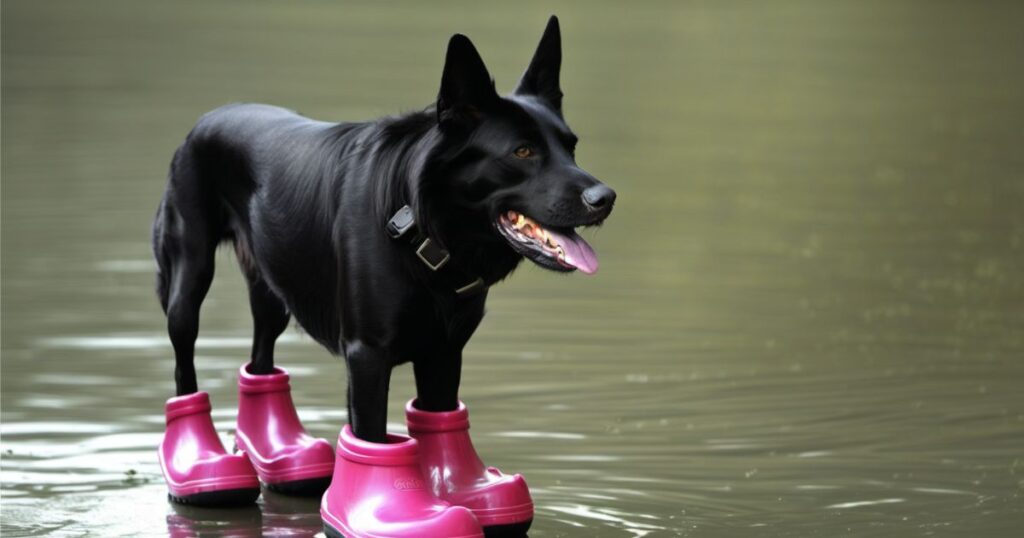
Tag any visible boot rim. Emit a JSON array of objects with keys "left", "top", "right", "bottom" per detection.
[
  {"left": 405, "top": 398, "right": 471, "bottom": 433},
  {"left": 238, "top": 363, "right": 291, "bottom": 394},
  {"left": 337, "top": 424, "right": 419, "bottom": 466},
  {"left": 165, "top": 391, "right": 212, "bottom": 423}
]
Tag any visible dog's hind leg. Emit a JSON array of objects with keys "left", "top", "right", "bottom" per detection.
[
  {"left": 244, "top": 274, "right": 290, "bottom": 375},
  {"left": 154, "top": 178, "right": 262, "bottom": 506},
  {"left": 235, "top": 267, "right": 334, "bottom": 494},
  {"left": 154, "top": 148, "right": 223, "bottom": 396},
  {"left": 164, "top": 236, "right": 217, "bottom": 396}
]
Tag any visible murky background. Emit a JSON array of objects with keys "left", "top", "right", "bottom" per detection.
[{"left": 3, "top": 1, "right": 1023, "bottom": 536}]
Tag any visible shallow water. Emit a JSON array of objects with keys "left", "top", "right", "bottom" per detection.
[{"left": 2, "top": 1, "right": 1023, "bottom": 536}]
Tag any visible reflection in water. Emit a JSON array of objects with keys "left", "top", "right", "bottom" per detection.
[
  {"left": 167, "top": 503, "right": 263, "bottom": 538},
  {"left": 258, "top": 491, "right": 325, "bottom": 537},
  {"left": 166, "top": 491, "right": 324, "bottom": 537},
  {"left": 2, "top": 0, "right": 1023, "bottom": 536}
]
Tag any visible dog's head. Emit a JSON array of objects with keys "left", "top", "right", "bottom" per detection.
[{"left": 423, "top": 16, "right": 615, "bottom": 275}]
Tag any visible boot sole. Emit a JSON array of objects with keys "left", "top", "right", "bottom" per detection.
[
  {"left": 265, "top": 475, "right": 332, "bottom": 496},
  {"left": 484, "top": 519, "right": 532, "bottom": 537},
  {"left": 168, "top": 487, "right": 261, "bottom": 507},
  {"left": 324, "top": 521, "right": 496, "bottom": 538}
]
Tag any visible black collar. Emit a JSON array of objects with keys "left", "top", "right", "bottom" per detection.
[{"left": 386, "top": 205, "right": 487, "bottom": 297}]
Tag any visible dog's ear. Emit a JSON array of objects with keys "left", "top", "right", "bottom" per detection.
[
  {"left": 437, "top": 34, "right": 498, "bottom": 129},
  {"left": 514, "top": 15, "right": 562, "bottom": 112}
]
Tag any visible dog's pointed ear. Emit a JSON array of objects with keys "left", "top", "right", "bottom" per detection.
[
  {"left": 437, "top": 34, "right": 498, "bottom": 129},
  {"left": 514, "top": 15, "right": 562, "bottom": 112}
]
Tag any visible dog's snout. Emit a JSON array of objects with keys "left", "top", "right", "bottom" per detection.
[{"left": 582, "top": 185, "right": 616, "bottom": 211}]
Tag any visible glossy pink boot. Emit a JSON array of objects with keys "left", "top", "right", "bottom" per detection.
[
  {"left": 159, "top": 391, "right": 260, "bottom": 506},
  {"left": 406, "top": 399, "right": 534, "bottom": 535},
  {"left": 320, "top": 425, "right": 484, "bottom": 538},
  {"left": 235, "top": 364, "right": 335, "bottom": 495}
]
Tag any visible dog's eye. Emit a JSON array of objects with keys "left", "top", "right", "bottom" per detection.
[{"left": 513, "top": 145, "right": 535, "bottom": 159}]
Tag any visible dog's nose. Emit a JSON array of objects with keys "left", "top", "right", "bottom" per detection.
[{"left": 582, "top": 185, "right": 616, "bottom": 210}]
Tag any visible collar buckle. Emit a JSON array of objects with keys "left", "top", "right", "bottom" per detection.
[
  {"left": 415, "top": 238, "right": 450, "bottom": 271},
  {"left": 388, "top": 205, "right": 486, "bottom": 296}
]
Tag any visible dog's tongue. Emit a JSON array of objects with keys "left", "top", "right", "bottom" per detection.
[{"left": 546, "top": 228, "right": 599, "bottom": 274}]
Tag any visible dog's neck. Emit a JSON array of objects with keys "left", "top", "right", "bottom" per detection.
[
  {"left": 422, "top": 203, "right": 523, "bottom": 287},
  {"left": 413, "top": 161, "right": 522, "bottom": 287},
  {"left": 364, "top": 113, "right": 522, "bottom": 289}
]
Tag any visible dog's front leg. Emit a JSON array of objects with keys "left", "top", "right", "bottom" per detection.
[
  {"left": 412, "top": 349, "right": 462, "bottom": 412},
  {"left": 403, "top": 321, "right": 535, "bottom": 533},
  {"left": 323, "top": 342, "right": 483, "bottom": 537},
  {"left": 343, "top": 340, "right": 392, "bottom": 443},
  {"left": 410, "top": 298, "right": 485, "bottom": 412}
]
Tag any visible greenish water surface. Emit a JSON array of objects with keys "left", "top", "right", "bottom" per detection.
[{"left": 2, "top": 1, "right": 1022, "bottom": 536}]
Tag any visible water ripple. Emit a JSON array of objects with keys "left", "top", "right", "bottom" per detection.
[{"left": 826, "top": 498, "right": 906, "bottom": 509}]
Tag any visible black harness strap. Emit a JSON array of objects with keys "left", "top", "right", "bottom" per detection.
[{"left": 386, "top": 205, "right": 486, "bottom": 297}]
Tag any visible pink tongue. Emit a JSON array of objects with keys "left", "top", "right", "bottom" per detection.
[{"left": 546, "top": 229, "right": 599, "bottom": 274}]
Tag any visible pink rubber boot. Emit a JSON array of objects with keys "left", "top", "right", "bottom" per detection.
[
  {"left": 406, "top": 399, "right": 534, "bottom": 534},
  {"left": 235, "top": 364, "right": 335, "bottom": 495},
  {"left": 320, "top": 425, "right": 484, "bottom": 538},
  {"left": 159, "top": 391, "right": 260, "bottom": 506}
]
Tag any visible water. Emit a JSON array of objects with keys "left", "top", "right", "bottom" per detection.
[{"left": 2, "top": 0, "right": 1023, "bottom": 536}]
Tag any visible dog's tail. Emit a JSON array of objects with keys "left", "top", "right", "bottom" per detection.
[
  {"left": 151, "top": 140, "right": 230, "bottom": 315},
  {"left": 152, "top": 194, "right": 172, "bottom": 313}
]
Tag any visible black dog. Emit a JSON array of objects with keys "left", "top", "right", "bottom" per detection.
[{"left": 152, "top": 16, "right": 614, "bottom": 443}]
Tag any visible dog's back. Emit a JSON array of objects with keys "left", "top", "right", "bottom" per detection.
[{"left": 154, "top": 103, "right": 372, "bottom": 352}]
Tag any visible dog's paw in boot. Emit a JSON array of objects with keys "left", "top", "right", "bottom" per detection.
[
  {"left": 320, "top": 425, "right": 484, "bottom": 538},
  {"left": 406, "top": 399, "right": 534, "bottom": 535},
  {"left": 160, "top": 391, "right": 260, "bottom": 506},
  {"left": 235, "top": 364, "right": 334, "bottom": 495}
]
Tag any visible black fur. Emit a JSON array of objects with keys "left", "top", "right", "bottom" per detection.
[{"left": 152, "top": 16, "right": 615, "bottom": 442}]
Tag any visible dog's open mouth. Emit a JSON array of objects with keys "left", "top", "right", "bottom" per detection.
[{"left": 495, "top": 211, "right": 599, "bottom": 274}]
